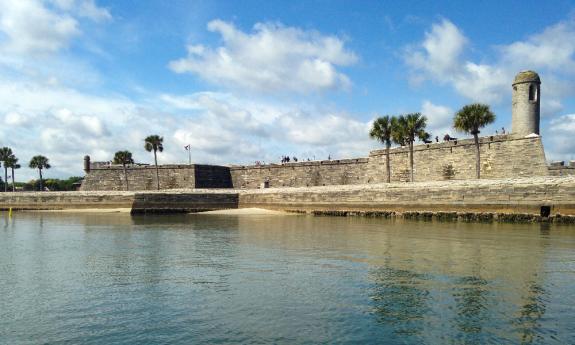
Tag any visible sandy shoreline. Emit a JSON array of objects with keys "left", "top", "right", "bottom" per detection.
[
  {"left": 23, "top": 208, "right": 132, "bottom": 213},
  {"left": 19, "top": 207, "right": 293, "bottom": 216},
  {"left": 195, "top": 208, "right": 293, "bottom": 215}
]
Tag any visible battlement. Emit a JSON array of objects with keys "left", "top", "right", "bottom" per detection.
[
  {"left": 230, "top": 157, "right": 369, "bottom": 170},
  {"left": 369, "top": 134, "right": 515, "bottom": 156},
  {"left": 81, "top": 133, "right": 550, "bottom": 191}
]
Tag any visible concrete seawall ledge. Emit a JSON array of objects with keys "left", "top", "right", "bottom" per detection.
[
  {"left": 0, "top": 176, "right": 574, "bottom": 222},
  {"left": 237, "top": 176, "right": 575, "bottom": 221}
]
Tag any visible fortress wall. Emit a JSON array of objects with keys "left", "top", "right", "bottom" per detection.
[
  {"left": 80, "top": 135, "right": 549, "bottom": 191},
  {"left": 229, "top": 158, "right": 369, "bottom": 189},
  {"left": 230, "top": 135, "right": 548, "bottom": 188},
  {"left": 3, "top": 177, "right": 574, "bottom": 219},
  {"left": 238, "top": 176, "right": 575, "bottom": 216},
  {"left": 366, "top": 134, "right": 548, "bottom": 183},
  {"left": 549, "top": 166, "right": 575, "bottom": 177},
  {"left": 80, "top": 165, "right": 196, "bottom": 191},
  {"left": 80, "top": 164, "right": 233, "bottom": 191}
]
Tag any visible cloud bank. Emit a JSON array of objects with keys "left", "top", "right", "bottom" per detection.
[{"left": 169, "top": 20, "right": 357, "bottom": 93}]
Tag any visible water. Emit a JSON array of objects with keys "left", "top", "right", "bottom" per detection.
[{"left": 1, "top": 213, "right": 575, "bottom": 344}]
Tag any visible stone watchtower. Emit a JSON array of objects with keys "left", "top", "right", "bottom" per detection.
[{"left": 512, "top": 70, "right": 541, "bottom": 136}]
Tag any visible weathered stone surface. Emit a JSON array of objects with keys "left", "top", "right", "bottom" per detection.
[
  {"left": 80, "top": 135, "right": 551, "bottom": 191},
  {"left": 1, "top": 176, "right": 574, "bottom": 222},
  {"left": 230, "top": 158, "right": 369, "bottom": 188},
  {"left": 512, "top": 70, "right": 540, "bottom": 135},
  {"left": 548, "top": 166, "right": 575, "bottom": 176},
  {"left": 81, "top": 164, "right": 232, "bottom": 191},
  {"left": 237, "top": 176, "right": 575, "bottom": 217},
  {"left": 230, "top": 135, "right": 549, "bottom": 188}
]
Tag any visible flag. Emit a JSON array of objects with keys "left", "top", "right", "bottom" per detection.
[{"left": 184, "top": 145, "right": 190, "bottom": 150}]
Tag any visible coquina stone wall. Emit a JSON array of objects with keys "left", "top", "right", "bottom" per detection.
[
  {"left": 229, "top": 158, "right": 369, "bottom": 189},
  {"left": 80, "top": 134, "right": 549, "bottom": 191},
  {"left": 4, "top": 176, "right": 574, "bottom": 219},
  {"left": 365, "top": 134, "right": 548, "bottom": 183},
  {"left": 80, "top": 164, "right": 232, "bottom": 191},
  {"left": 238, "top": 176, "right": 575, "bottom": 217},
  {"left": 81, "top": 164, "right": 195, "bottom": 191},
  {"left": 230, "top": 134, "right": 548, "bottom": 188},
  {"left": 0, "top": 190, "right": 239, "bottom": 212}
]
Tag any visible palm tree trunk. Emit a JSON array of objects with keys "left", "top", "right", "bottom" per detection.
[
  {"left": 3, "top": 166, "right": 7, "bottom": 192},
  {"left": 39, "top": 168, "right": 43, "bottom": 191},
  {"left": 385, "top": 142, "right": 391, "bottom": 183},
  {"left": 123, "top": 163, "right": 129, "bottom": 191},
  {"left": 474, "top": 133, "right": 480, "bottom": 179},
  {"left": 154, "top": 150, "right": 160, "bottom": 190},
  {"left": 11, "top": 167, "right": 15, "bottom": 192},
  {"left": 409, "top": 141, "right": 414, "bottom": 182}
]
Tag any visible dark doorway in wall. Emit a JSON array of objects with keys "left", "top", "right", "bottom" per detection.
[{"left": 540, "top": 206, "right": 551, "bottom": 217}]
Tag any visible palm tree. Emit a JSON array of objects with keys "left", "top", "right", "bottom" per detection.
[
  {"left": 113, "top": 151, "right": 134, "bottom": 191},
  {"left": 370, "top": 116, "right": 395, "bottom": 183},
  {"left": 144, "top": 135, "right": 164, "bottom": 190},
  {"left": 0, "top": 147, "right": 13, "bottom": 192},
  {"left": 29, "top": 155, "right": 51, "bottom": 191},
  {"left": 454, "top": 103, "right": 496, "bottom": 179},
  {"left": 5, "top": 155, "right": 20, "bottom": 192},
  {"left": 394, "top": 113, "right": 428, "bottom": 182}
]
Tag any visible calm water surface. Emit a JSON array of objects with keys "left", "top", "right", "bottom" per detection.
[{"left": 1, "top": 213, "right": 575, "bottom": 344}]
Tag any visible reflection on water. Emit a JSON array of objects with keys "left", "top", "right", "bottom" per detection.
[
  {"left": 370, "top": 268, "right": 430, "bottom": 337},
  {"left": 1, "top": 213, "right": 575, "bottom": 344}
]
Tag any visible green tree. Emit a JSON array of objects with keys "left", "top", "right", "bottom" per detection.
[
  {"left": 144, "top": 135, "right": 164, "bottom": 190},
  {"left": 454, "top": 103, "right": 496, "bottom": 179},
  {"left": 394, "top": 113, "right": 428, "bottom": 182},
  {"left": 113, "top": 150, "right": 134, "bottom": 191},
  {"left": 29, "top": 155, "right": 51, "bottom": 191},
  {"left": 5, "top": 155, "right": 20, "bottom": 192},
  {"left": 370, "top": 116, "right": 395, "bottom": 183},
  {"left": 0, "top": 147, "right": 13, "bottom": 192}
]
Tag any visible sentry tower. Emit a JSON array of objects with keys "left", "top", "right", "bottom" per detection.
[{"left": 512, "top": 70, "right": 541, "bottom": 136}]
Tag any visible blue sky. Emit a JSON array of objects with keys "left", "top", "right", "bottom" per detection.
[{"left": 1, "top": 0, "right": 574, "bottom": 179}]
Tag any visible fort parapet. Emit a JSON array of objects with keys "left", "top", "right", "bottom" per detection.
[{"left": 80, "top": 134, "right": 550, "bottom": 191}]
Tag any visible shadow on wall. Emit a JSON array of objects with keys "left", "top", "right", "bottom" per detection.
[
  {"left": 194, "top": 165, "right": 233, "bottom": 188},
  {"left": 130, "top": 192, "right": 239, "bottom": 214}
]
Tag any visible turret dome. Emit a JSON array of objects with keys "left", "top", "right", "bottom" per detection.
[{"left": 513, "top": 70, "right": 541, "bottom": 85}]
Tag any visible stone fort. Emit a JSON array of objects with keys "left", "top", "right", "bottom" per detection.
[{"left": 80, "top": 71, "right": 574, "bottom": 191}]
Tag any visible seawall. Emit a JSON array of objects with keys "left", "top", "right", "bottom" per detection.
[
  {"left": 0, "top": 190, "right": 239, "bottom": 214},
  {"left": 2, "top": 176, "right": 575, "bottom": 222},
  {"left": 238, "top": 176, "right": 575, "bottom": 220}
]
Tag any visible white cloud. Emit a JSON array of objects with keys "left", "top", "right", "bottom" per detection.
[
  {"left": 0, "top": 0, "right": 110, "bottom": 56},
  {"left": 0, "top": 74, "right": 376, "bottom": 180},
  {"left": 499, "top": 21, "right": 575, "bottom": 73},
  {"left": 546, "top": 113, "right": 575, "bottom": 160},
  {"left": 405, "top": 18, "right": 575, "bottom": 107},
  {"left": 405, "top": 19, "right": 467, "bottom": 81},
  {"left": 421, "top": 100, "right": 453, "bottom": 137},
  {"left": 0, "top": 0, "right": 79, "bottom": 54},
  {"left": 4, "top": 112, "right": 31, "bottom": 126},
  {"left": 169, "top": 19, "right": 357, "bottom": 93},
  {"left": 50, "top": 0, "right": 112, "bottom": 22},
  {"left": 164, "top": 92, "right": 374, "bottom": 162}
]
